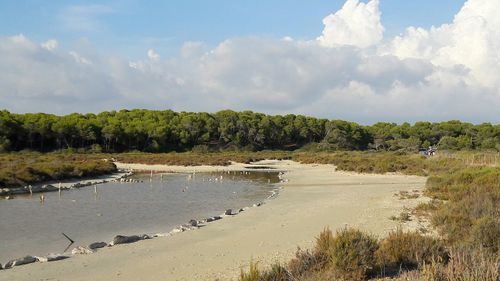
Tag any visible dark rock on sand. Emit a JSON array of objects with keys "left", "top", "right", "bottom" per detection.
[
  {"left": 89, "top": 242, "right": 108, "bottom": 249},
  {"left": 36, "top": 254, "right": 69, "bottom": 263},
  {"left": 188, "top": 219, "right": 198, "bottom": 227},
  {"left": 112, "top": 235, "right": 142, "bottom": 245},
  {"left": 47, "top": 254, "right": 69, "bottom": 262},
  {"left": 4, "top": 256, "right": 37, "bottom": 268},
  {"left": 225, "top": 209, "right": 233, "bottom": 215},
  {"left": 206, "top": 215, "right": 222, "bottom": 222}
]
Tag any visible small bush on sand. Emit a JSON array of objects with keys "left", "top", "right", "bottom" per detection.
[
  {"left": 329, "top": 228, "right": 378, "bottom": 280},
  {"left": 240, "top": 261, "right": 261, "bottom": 281},
  {"left": 240, "top": 261, "right": 292, "bottom": 281},
  {"left": 287, "top": 248, "right": 321, "bottom": 277},
  {"left": 470, "top": 216, "right": 500, "bottom": 253},
  {"left": 260, "top": 263, "right": 291, "bottom": 281},
  {"left": 418, "top": 248, "right": 500, "bottom": 281},
  {"left": 376, "top": 229, "right": 448, "bottom": 274},
  {"left": 313, "top": 228, "right": 335, "bottom": 263}
]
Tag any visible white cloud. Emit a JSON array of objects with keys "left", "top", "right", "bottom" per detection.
[
  {"left": 41, "top": 39, "right": 58, "bottom": 51},
  {"left": 385, "top": 0, "right": 500, "bottom": 89},
  {"left": 317, "top": 0, "right": 384, "bottom": 48},
  {"left": 0, "top": 0, "right": 499, "bottom": 123},
  {"left": 69, "top": 51, "right": 92, "bottom": 64},
  {"left": 147, "top": 49, "right": 160, "bottom": 61}
]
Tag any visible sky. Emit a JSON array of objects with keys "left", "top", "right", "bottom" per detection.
[{"left": 1, "top": 0, "right": 499, "bottom": 124}]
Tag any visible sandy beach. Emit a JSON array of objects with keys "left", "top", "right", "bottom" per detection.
[{"left": 0, "top": 160, "right": 428, "bottom": 281}]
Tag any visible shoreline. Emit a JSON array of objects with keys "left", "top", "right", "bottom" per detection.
[
  {"left": 0, "top": 171, "right": 132, "bottom": 198},
  {"left": 0, "top": 160, "right": 429, "bottom": 280},
  {"left": 0, "top": 163, "right": 283, "bottom": 267}
]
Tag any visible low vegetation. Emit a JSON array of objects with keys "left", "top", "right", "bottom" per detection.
[
  {"left": 0, "top": 153, "right": 116, "bottom": 188},
  {"left": 240, "top": 228, "right": 450, "bottom": 281},
  {"left": 239, "top": 151, "right": 499, "bottom": 280}
]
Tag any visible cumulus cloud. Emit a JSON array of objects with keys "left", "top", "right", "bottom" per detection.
[
  {"left": 317, "top": 0, "right": 384, "bottom": 48},
  {"left": 0, "top": 0, "right": 499, "bottom": 123},
  {"left": 385, "top": 0, "right": 500, "bottom": 89}
]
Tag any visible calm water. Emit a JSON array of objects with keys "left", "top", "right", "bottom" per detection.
[{"left": 0, "top": 171, "right": 279, "bottom": 262}]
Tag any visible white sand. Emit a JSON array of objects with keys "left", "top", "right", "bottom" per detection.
[{"left": 1, "top": 161, "right": 428, "bottom": 281}]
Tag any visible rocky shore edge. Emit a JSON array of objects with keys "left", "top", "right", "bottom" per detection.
[{"left": 0, "top": 171, "right": 138, "bottom": 198}]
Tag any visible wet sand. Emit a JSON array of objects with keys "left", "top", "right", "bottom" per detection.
[{"left": 1, "top": 160, "right": 428, "bottom": 281}]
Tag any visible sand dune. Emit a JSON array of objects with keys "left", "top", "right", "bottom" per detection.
[{"left": 1, "top": 161, "right": 428, "bottom": 281}]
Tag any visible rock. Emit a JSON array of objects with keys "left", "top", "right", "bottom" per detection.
[
  {"left": 36, "top": 254, "right": 69, "bottom": 263},
  {"left": 153, "top": 233, "right": 170, "bottom": 238},
  {"left": 170, "top": 228, "right": 183, "bottom": 234},
  {"left": 41, "top": 184, "right": 58, "bottom": 192},
  {"left": 188, "top": 219, "right": 198, "bottom": 227},
  {"left": 71, "top": 246, "right": 94, "bottom": 255},
  {"left": 88, "top": 242, "right": 107, "bottom": 250},
  {"left": 225, "top": 209, "right": 233, "bottom": 215},
  {"left": 47, "top": 254, "right": 69, "bottom": 262},
  {"left": 213, "top": 215, "right": 222, "bottom": 221},
  {"left": 35, "top": 256, "right": 48, "bottom": 263},
  {"left": 112, "top": 235, "right": 141, "bottom": 245},
  {"left": 4, "top": 256, "right": 37, "bottom": 268}
]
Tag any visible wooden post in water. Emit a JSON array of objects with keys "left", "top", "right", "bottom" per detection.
[
  {"left": 150, "top": 170, "right": 153, "bottom": 182},
  {"left": 94, "top": 184, "right": 97, "bottom": 194},
  {"left": 28, "top": 185, "right": 32, "bottom": 196}
]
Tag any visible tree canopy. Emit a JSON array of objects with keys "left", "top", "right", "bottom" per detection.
[{"left": 0, "top": 109, "right": 498, "bottom": 153}]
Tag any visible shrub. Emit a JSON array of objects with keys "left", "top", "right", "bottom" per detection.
[
  {"left": 240, "top": 261, "right": 261, "bottom": 281},
  {"left": 329, "top": 228, "right": 378, "bottom": 280},
  {"left": 287, "top": 248, "right": 321, "bottom": 277},
  {"left": 470, "top": 216, "right": 500, "bottom": 253},
  {"left": 376, "top": 229, "right": 448, "bottom": 274},
  {"left": 419, "top": 248, "right": 499, "bottom": 281},
  {"left": 260, "top": 263, "right": 291, "bottom": 281},
  {"left": 313, "top": 228, "right": 335, "bottom": 262}
]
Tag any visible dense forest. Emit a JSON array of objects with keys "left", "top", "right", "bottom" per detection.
[{"left": 0, "top": 109, "right": 498, "bottom": 153}]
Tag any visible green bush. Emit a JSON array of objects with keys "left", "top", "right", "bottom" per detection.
[
  {"left": 329, "top": 228, "right": 379, "bottom": 280},
  {"left": 470, "top": 217, "right": 500, "bottom": 253}
]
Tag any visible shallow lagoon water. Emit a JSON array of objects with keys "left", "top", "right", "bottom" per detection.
[{"left": 0, "top": 171, "right": 279, "bottom": 262}]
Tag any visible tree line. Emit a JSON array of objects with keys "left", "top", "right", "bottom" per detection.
[{"left": 0, "top": 109, "right": 498, "bottom": 153}]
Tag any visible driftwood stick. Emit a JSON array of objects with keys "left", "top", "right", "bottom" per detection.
[{"left": 62, "top": 232, "right": 75, "bottom": 244}]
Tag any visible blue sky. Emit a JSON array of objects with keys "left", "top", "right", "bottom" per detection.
[{"left": 0, "top": 0, "right": 465, "bottom": 58}]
